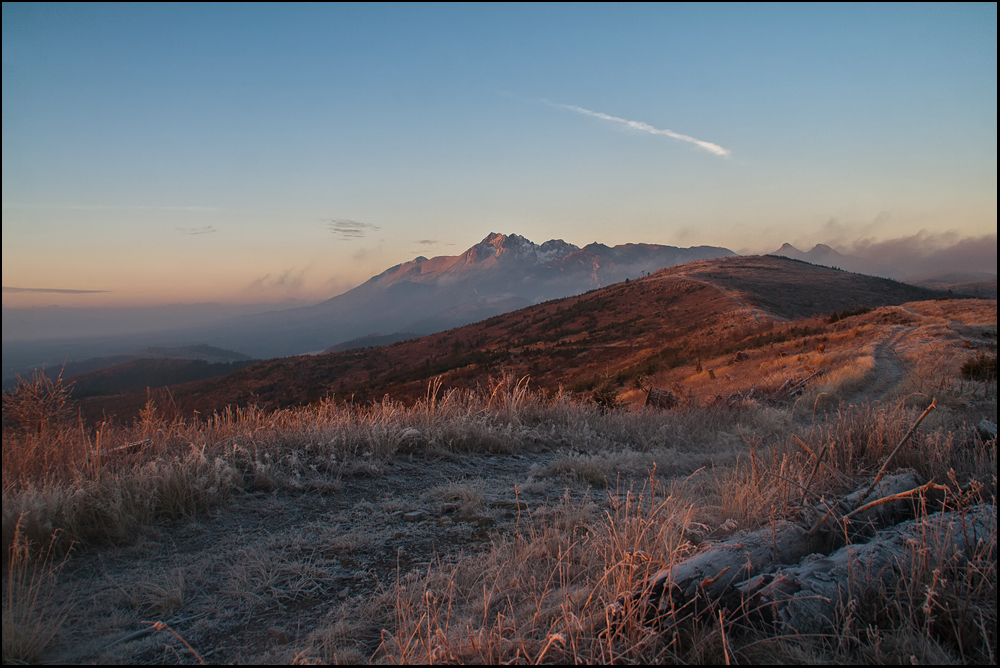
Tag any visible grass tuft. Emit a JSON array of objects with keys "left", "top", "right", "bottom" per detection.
[{"left": 2, "top": 521, "right": 71, "bottom": 663}]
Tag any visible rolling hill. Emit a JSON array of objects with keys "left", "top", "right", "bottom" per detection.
[
  {"left": 2, "top": 233, "right": 734, "bottom": 379},
  {"left": 185, "top": 233, "right": 737, "bottom": 358},
  {"left": 1, "top": 345, "right": 254, "bottom": 392},
  {"left": 65, "top": 357, "right": 258, "bottom": 398},
  {"left": 74, "top": 255, "right": 947, "bottom": 422}
]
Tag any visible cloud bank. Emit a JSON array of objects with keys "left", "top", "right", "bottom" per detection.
[
  {"left": 843, "top": 231, "right": 997, "bottom": 279},
  {"left": 557, "top": 103, "right": 731, "bottom": 157}
]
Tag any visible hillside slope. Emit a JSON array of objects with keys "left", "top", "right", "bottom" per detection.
[
  {"left": 66, "top": 357, "right": 258, "bottom": 398},
  {"left": 76, "top": 256, "right": 949, "bottom": 422},
  {"left": 192, "top": 233, "right": 735, "bottom": 358}
]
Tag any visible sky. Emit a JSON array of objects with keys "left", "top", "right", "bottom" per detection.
[{"left": 2, "top": 3, "right": 997, "bottom": 308}]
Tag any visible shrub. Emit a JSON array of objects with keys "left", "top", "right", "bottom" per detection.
[
  {"left": 2, "top": 370, "right": 74, "bottom": 436},
  {"left": 591, "top": 379, "right": 619, "bottom": 412},
  {"left": 961, "top": 353, "right": 997, "bottom": 382}
]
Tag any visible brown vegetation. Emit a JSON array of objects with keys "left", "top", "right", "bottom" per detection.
[
  {"left": 1, "top": 258, "right": 994, "bottom": 664},
  {"left": 73, "top": 256, "right": 947, "bottom": 425}
]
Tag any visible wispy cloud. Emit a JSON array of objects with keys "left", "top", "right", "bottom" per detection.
[
  {"left": 555, "top": 103, "right": 730, "bottom": 157},
  {"left": 324, "top": 219, "right": 380, "bottom": 240},
  {"left": 3, "top": 286, "right": 109, "bottom": 294},
  {"left": 176, "top": 225, "right": 217, "bottom": 235},
  {"left": 416, "top": 239, "right": 439, "bottom": 245},
  {"left": 247, "top": 269, "right": 306, "bottom": 291},
  {"left": 2, "top": 204, "right": 220, "bottom": 212}
]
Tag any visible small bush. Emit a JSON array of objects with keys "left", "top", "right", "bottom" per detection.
[
  {"left": 592, "top": 380, "right": 619, "bottom": 412},
  {"left": 2, "top": 370, "right": 74, "bottom": 436},
  {"left": 961, "top": 353, "right": 997, "bottom": 382}
]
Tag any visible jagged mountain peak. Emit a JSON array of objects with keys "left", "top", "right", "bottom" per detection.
[
  {"left": 476, "top": 232, "right": 531, "bottom": 256},
  {"left": 467, "top": 232, "right": 580, "bottom": 266}
]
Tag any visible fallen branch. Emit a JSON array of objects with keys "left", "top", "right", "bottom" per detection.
[
  {"left": 842, "top": 481, "right": 948, "bottom": 522},
  {"left": 805, "top": 470, "right": 925, "bottom": 539},
  {"left": 726, "top": 371, "right": 824, "bottom": 407},
  {"left": 637, "top": 521, "right": 816, "bottom": 619},
  {"left": 740, "top": 505, "right": 996, "bottom": 634},
  {"left": 632, "top": 471, "right": 926, "bottom": 619},
  {"left": 643, "top": 386, "right": 679, "bottom": 410}
]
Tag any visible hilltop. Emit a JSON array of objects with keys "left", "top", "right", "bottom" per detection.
[{"left": 76, "top": 255, "right": 947, "bottom": 422}]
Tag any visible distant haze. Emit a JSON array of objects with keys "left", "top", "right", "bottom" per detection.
[
  {"left": 838, "top": 233, "right": 997, "bottom": 280},
  {"left": 3, "top": 233, "right": 735, "bottom": 376},
  {"left": 2, "top": 302, "right": 304, "bottom": 343}
]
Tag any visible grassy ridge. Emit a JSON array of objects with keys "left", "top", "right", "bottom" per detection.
[{"left": 71, "top": 256, "right": 948, "bottom": 425}]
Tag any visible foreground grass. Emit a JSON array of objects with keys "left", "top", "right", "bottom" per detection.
[
  {"left": 3, "top": 374, "right": 777, "bottom": 563},
  {"left": 3, "top": 524, "right": 71, "bottom": 664},
  {"left": 295, "top": 398, "right": 996, "bottom": 665},
  {"left": 2, "top": 367, "right": 997, "bottom": 663}
]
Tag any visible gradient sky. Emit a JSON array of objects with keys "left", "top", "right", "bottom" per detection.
[{"left": 3, "top": 3, "right": 996, "bottom": 307}]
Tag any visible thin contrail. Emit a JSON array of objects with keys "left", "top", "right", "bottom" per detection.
[{"left": 558, "top": 103, "right": 730, "bottom": 157}]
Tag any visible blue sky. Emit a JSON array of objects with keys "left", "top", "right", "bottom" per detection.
[{"left": 2, "top": 3, "right": 996, "bottom": 306}]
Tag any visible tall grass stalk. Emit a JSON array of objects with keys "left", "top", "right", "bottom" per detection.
[{"left": 2, "top": 521, "right": 71, "bottom": 663}]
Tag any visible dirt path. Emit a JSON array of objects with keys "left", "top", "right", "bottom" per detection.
[
  {"left": 863, "top": 326, "right": 914, "bottom": 400},
  {"left": 43, "top": 450, "right": 605, "bottom": 664},
  {"left": 674, "top": 272, "right": 764, "bottom": 323}
]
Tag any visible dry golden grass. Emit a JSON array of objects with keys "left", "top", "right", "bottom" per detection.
[
  {"left": 618, "top": 300, "right": 997, "bottom": 424},
  {"left": 2, "top": 302, "right": 996, "bottom": 666},
  {"left": 356, "top": 401, "right": 996, "bottom": 665},
  {"left": 3, "top": 371, "right": 784, "bottom": 566},
  {"left": 2, "top": 523, "right": 72, "bottom": 664},
  {"left": 371, "top": 476, "right": 696, "bottom": 665}
]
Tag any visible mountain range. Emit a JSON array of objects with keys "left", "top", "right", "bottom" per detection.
[
  {"left": 8, "top": 233, "right": 986, "bottom": 384},
  {"left": 188, "top": 233, "right": 736, "bottom": 358},
  {"left": 2, "top": 234, "right": 734, "bottom": 378}
]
